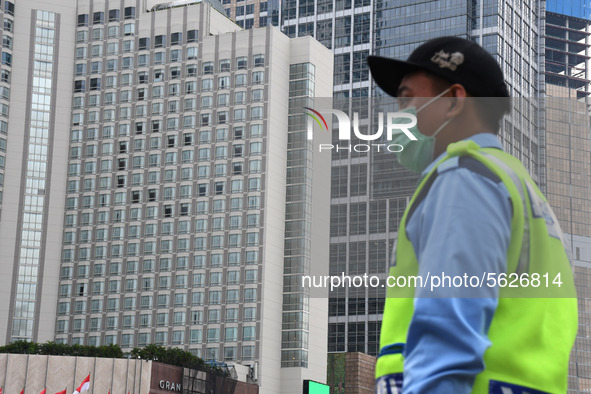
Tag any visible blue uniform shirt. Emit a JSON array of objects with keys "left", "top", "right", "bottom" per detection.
[{"left": 401, "top": 133, "right": 513, "bottom": 393}]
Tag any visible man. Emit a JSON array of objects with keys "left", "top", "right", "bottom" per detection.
[{"left": 367, "top": 36, "right": 577, "bottom": 393}]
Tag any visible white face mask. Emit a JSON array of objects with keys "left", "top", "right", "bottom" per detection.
[{"left": 391, "top": 88, "right": 454, "bottom": 173}]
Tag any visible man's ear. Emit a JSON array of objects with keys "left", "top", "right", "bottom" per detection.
[{"left": 446, "top": 84, "right": 467, "bottom": 118}]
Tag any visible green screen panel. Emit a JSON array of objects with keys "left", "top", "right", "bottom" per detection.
[{"left": 304, "top": 380, "right": 330, "bottom": 394}]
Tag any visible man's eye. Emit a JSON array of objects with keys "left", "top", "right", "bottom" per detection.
[{"left": 398, "top": 97, "right": 410, "bottom": 109}]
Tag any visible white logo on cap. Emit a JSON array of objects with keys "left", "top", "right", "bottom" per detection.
[{"left": 430, "top": 50, "right": 464, "bottom": 71}]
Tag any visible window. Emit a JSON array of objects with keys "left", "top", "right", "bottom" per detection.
[
  {"left": 74, "top": 80, "right": 85, "bottom": 93},
  {"left": 214, "top": 59, "right": 230, "bottom": 75},
  {"left": 253, "top": 71, "right": 264, "bottom": 84},
  {"left": 155, "top": 35, "right": 166, "bottom": 48},
  {"left": 124, "top": 6, "right": 136, "bottom": 19},
  {"left": 93, "top": 11, "right": 104, "bottom": 24},
  {"left": 243, "top": 326, "right": 256, "bottom": 341},
  {"left": 107, "top": 42, "right": 119, "bottom": 55},
  {"left": 78, "top": 14, "right": 89, "bottom": 27},
  {"left": 186, "top": 64, "right": 197, "bottom": 77},
  {"left": 236, "top": 56, "right": 247, "bottom": 70},
  {"left": 169, "top": 83, "right": 180, "bottom": 96},
  {"left": 124, "top": 23, "right": 135, "bottom": 36},
  {"left": 171, "top": 32, "right": 182, "bottom": 45},
  {"left": 2, "top": 35, "right": 12, "bottom": 50},
  {"left": 187, "top": 30, "right": 198, "bottom": 43},
  {"left": 185, "top": 81, "right": 197, "bottom": 94},
  {"left": 108, "top": 9, "right": 120, "bottom": 22},
  {"left": 235, "top": 74, "right": 247, "bottom": 88},
  {"left": 187, "top": 47, "right": 198, "bottom": 60},
  {"left": 203, "top": 61, "right": 214, "bottom": 75},
  {"left": 139, "top": 37, "right": 150, "bottom": 50},
  {"left": 91, "top": 44, "right": 103, "bottom": 57},
  {"left": 244, "top": 288, "right": 257, "bottom": 302},
  {"left": 254, "top": 53, "right": 265, "bottom": 67},
  {"left": 76, "top": 47, "right": 87, "bottom": 60},
  {"left": 251, "top": 106, "right": 263, "bottom": 120},
  {"left": 252, "top": 89, "right": 264, "bottom": 102},
  {"left": 251, "top": 124, "right": 263, "bottom": 137}
]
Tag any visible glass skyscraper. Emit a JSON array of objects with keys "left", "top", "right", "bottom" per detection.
[{"left": 320, "top": 0, "right": 543, "bottom": 357}]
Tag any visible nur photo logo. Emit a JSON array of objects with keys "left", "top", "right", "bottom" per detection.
[{"left": 304, "top": 107, "right": 418, "bottom": 152}]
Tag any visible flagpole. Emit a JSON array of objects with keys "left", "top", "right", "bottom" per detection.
[
  {"left": 44, "top": 355, "right": 49, "bottom": 392},
  {"left": 72, "top": 356, "right": 78, "bottom": 393},
  {"left": 2, "top": 354, "right": 8, "bottom": 394},
  {"left": 92, "top": 357, "right": 96, "bottom": 394},
  {"left": 23, "top": 354, "right": 29, "bottom": 394},
  {"left": 109, "top": 358, "right": 115, "bottom": 394},
  {"left": 125, "top": 358, "right": 129, "bottom": 394},
  {"left": 138, "top": 359, "right": 143, "bottom": 394},
  {"left": 130, "top": 359, "right": 136, "bottom": 394}
]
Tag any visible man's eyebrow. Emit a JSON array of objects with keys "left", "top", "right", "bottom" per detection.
[{"left": 397, "top": 85, "right": 410, "bottom": 96}]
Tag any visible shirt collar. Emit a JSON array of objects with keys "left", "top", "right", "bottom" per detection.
[{"left": 421, "top": 132, "right": 503, "bottom": 176}]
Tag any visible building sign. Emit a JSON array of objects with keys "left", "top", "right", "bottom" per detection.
[
  {"left": 150, "top": 362, "right": 183, "bottom": 394},
  {"left": 159, "top": 380, "right": 181, "bottom": 391}
]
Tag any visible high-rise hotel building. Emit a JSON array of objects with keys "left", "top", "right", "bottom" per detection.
[{"left": 0, "top": 1, "right": 334, "bottom": 393}]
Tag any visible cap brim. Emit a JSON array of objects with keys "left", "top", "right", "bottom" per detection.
[{"left": 367, "top": 55, "right": 426, "bottom": 97}]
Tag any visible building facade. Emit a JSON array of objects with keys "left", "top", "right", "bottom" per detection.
[
  {"left": 544, "top": 1, "right": 591, "bottom": 391},
  {"left": 0, "top": 1, "right": 334, "bottom": 393},
  {"left": 325, "top": 0, "right": 545, "bottom": 357},
  {"left": 0, "top": 0, "right": 78, "bottom": 346}
]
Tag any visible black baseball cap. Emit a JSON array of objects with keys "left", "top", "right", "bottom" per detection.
[{"left": 367, "top": 36, "right": 510, "bottom": 98}]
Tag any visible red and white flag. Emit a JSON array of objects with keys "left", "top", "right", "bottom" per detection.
[
  {"left": 19, "top": 389, "right": 23, "bottom": 394},
  {"left": 40, "top": 389, "right": 46, "bottom": 394},
  {"left": 54, "top": 390, "right": 66, "bottom": 394},
  {"left": 73, "top": 374, "right": 90, "bottom": 394}
]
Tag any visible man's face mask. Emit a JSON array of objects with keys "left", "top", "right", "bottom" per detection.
[{"left": 391, "top": 88, "right": 454, "bottom": 173}]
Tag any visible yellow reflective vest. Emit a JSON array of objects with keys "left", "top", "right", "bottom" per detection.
[{"left": 376, "top": 140, "right": 577, "bottom": 393}]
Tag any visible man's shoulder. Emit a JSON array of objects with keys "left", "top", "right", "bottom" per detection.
[
  {"left": 407, "top": 154, "right": 510, "bottom": 225},
  {"left": 435, "top": 154, "right": 502, "bottom": 185}
]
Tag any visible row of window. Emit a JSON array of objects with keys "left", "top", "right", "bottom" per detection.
[
  {"left": 72, "top": 69, "right": 266, "bottom": 93},
  {"left": 75, "top": 43, "right": 197, "bottom": 61},
  {"left": 73, "top": 91, "right": 264, "bottom": 116},
  {"left": 56, "top": 311, "right": 257, "bottom": 331},
  {"left": 57, "top": 322, "right": 257, "bottom": 346},
  {"left": 71, "top": 124, "right": 262, "bottom": 143},
  {"left": 63, "top": 216, "right": 261, "bottom": 244},
  {"left": 72, "top": 126, "right": 255, "bottom": 147},
  {"left": 73, "top": 73, "right": 265, "bottom": 95},
  {"left": 60, "top": 253, "right": 259, "bottom": 274},
  {"left": 66, "top": 167, "right": 261, "bottom": 188},
  {"left": 58, "top": 283, "right": 259, "bottom": 304},
  {"left": 58, "top": 319, "right": 258, "bottom": 345},
  {"left": 62, "top": 197, "right": 263, "bottom": 226},
  {"left": 65, "top": 194, "right": 262, "bottom": 214},
  {"left": 68, "top": 176, "right": 261, "bottom": 198},
  {"left": 75, "top": 56, "right": 264, "bottom": 80},
  {"left": 57, "top": 284, "right": 257, "bottom": 302},
  {"left": 67, "top": 148, "right": 262, "bottom": 173},
  {"left": 78, "top": 8, "right": 136, "bottom": 27},
  {"left": 72, "top": 110, "right": 264, "bottom": 131},
  {"left": 61, "top": 262, "right": 258, "bottom": 281},
  {"left": 62, "top": 233, "right": 262, "bottom": 260}
]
